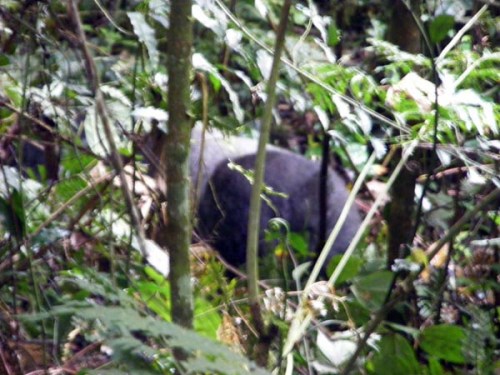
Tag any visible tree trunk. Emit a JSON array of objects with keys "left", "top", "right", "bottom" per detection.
[
  {"left": 160, "top": 0, "right": 194, "bottom": 330},
  {"left": 386, "top": 0, "right": 421, "bottom": 267},
  {"left": 387, "top": 0, "right": 421, "bottom": 54}
]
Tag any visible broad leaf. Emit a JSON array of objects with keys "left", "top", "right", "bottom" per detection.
[
  {"left": 326, "top": 254, "right": 362, "bottom": 286},
  {"left": 128, "top": 12, "right": 159, "bottom": 69},
  {"left": 420, "top": 324, "right": 466, "bottom": 364},
  {"left": 351, "top": 270, "right": 393, "bottom": 311},
  {"left": 371, "top": 333, "right": 421, "bottom": 375},
  {"left": 429, "top": 15, "right": 454, "bottom": 44}
]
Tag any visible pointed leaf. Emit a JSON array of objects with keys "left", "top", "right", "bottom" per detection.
[
  {"left": 429, "top": 15, "right": 455, "bottom": 44},
  {"left": 420, "top": 325, "right": 466, "bottom": 364},
  {"left": 128, "top": 12, "right": 159, "bottom": 69},
  {"left": 371, "top": 333, "right": 421, "bottom": 375}
]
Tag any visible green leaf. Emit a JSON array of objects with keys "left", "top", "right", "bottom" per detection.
[
  {"left": 371, "top": 333, "right": 421, "bottom": 375},
  {"left": 32, "top": 227, "right": 69, "bottom": 247},
  {"left": 428, "top": 356, "right": 445, "bottom": 375},
  {"left": 420, "top": 324, "right": 466, "bottom": 364},
  {"left": 350, "top": 270, "right": 393, "bottom": 311},
  {"left": 327, "top": 23, "right": 341, "bottom": 47},
  {"left": 0, "top": 54, "right": 10, "bottom": 66},
  {"left": 429, "top": 15, "right": 455, "bottom": 44},
  {"left": 0, "top": 107, "right": 12, "bottom": 119},
  {"left": 194, "top": 298, "right": 222, "bottom": 340},
  {"left": 4, "top": 86, "right": 22, "bottom": 107},
  {"left": 193, "top": 53, "right": 244, "bottom": 123},
  {"left": 144, "top": 266, "right": 168, "bottom": 285},
  {"left": 0, "top": 191, "right": 26, "bottom": 238},
  {"left": 136, "top": 269, "right": 171, "bottom": 321},
  {"left": 59, "top": 304, "right": 269, "bottom": 374},
  {"left": 138, "top": 284, "right": 171, "bottom": 321},
  {"left": 127, "top": 12, "right": 159, "bottom": 69},
  {"left": 209, "top": 72, "right": 222, "bottom": 92},
  {"left": 61, "top": 151, "right": 96, "bottom": 175},
  {"left": 55, "top": 177, "right": 87, "bottom": 202},
  {"left": 83, "top": 102, "right": 132, "bottom": 157},
  {"left": 326, "top": 254, "right": 362, "bottom": 286},
  {"left": 289, "top": 232, "right": 309, "bottom": 256}
]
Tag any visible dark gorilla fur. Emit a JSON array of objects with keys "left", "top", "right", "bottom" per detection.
[{"left": 190, "top": 127, "right": 361, "bottom": 268}]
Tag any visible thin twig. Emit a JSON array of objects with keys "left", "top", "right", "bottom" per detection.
[
  {"left": 437, "top": 5, "right": 489, "bottom": 64},
  {"left": 92, "top": 0, "right": 133, "bottom": 36},
  {"left": 214, "top": 0, "right": 406, "bottom": 133},
  {"left": 0, "top": 173, "right": 114, "bottom": 274},
  {"left": 0, "top": 100, "right": 101, "bottom": 160},
  {"left": 340, "top": 186, "right": 499, "bottom": 373},
  {"left": 67, "top": 0, "right": 148, "bottom": 258},
  {"left": 283, "top": 141, "right": 418, "bottom": 370}
]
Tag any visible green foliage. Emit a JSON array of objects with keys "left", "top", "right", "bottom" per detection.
[
  {"left": 327, "top": 23, "right": 341, "bottom": 47},
  {"left": 0, "top": 53, "right": 9, "bottom": 66},
  {"left": 128, "top": 12, "right": 159, "bottom": 70},
  {"left": 420, "top": 325, "right": 466, "bottom": 364},
  {"left": 21, "top": 270, "right": 268, "bottom": 375},
  {"left": 429, "top": 15, "right": 455, "bottom": 44},
  {"left": 351, "top": 271, "right": 393, "bottom": 311},
  {"left": 194, "top": 297, "right": 222, "bottom": 340},
  {"left": 136, "top": 266, "right": 172, "bottom": 321},
  {"left": 326, "top": 254, "right": 363, "bottom": 286},
  {"left": 0, "top": 189, "right": 26, "bottom": 237},
  {"left": 370, "top": 333, "right": 421, "bottom": 374},
  {"left": 0, "top": 0, "right": 498, "bottom": 373}
]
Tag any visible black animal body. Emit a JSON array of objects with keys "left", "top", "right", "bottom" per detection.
[
  {"left": 6, "top": 121, "right": 360, "bottom": 269},
  {"left": 190, "top": 127, "right": 361, "bottom": 268}
]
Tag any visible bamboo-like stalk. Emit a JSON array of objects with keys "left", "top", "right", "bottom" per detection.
[
  {"left": 160, "top": 0, "right": 194, "bottom": 330},
  {"left": 245, "top": 0, "right": 292, "bottom": 367}
]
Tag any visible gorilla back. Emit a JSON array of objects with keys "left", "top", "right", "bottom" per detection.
[{"left": 190, "top": 128, "right": 361, "bottom": 268}]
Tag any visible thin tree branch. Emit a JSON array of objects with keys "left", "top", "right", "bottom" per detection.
[
  {"left": 340, "top": 186, "right": 499, "bottom": 374},
  {"left": 67, "top": 0, "right": 148, "bottom": 258},
  {"left": 245, "top": 0, "right": 292, "bottom": 366},
  {"left": 214, "top": 0, "right": 406, "bottom": 133}
]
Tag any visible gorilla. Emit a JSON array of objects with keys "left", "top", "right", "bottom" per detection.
[
  {"left": 4, "top": 121, "right": 361, "bottom": 270},
  {"left": 189, "top": 126, "right": 361, "bottom": 268}
]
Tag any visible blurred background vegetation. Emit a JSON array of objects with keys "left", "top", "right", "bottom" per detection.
[{"left": 0, "top": 0, "right": 498, "bottom": 373}]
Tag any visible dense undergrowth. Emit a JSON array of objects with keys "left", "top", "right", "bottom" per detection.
[{"left": 0, "top": 0, "right": 498, "bottom": 374}]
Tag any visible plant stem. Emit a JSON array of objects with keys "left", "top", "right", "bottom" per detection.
[{"left": 246, "top": 0, "right": 292, "bottom": 366}]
